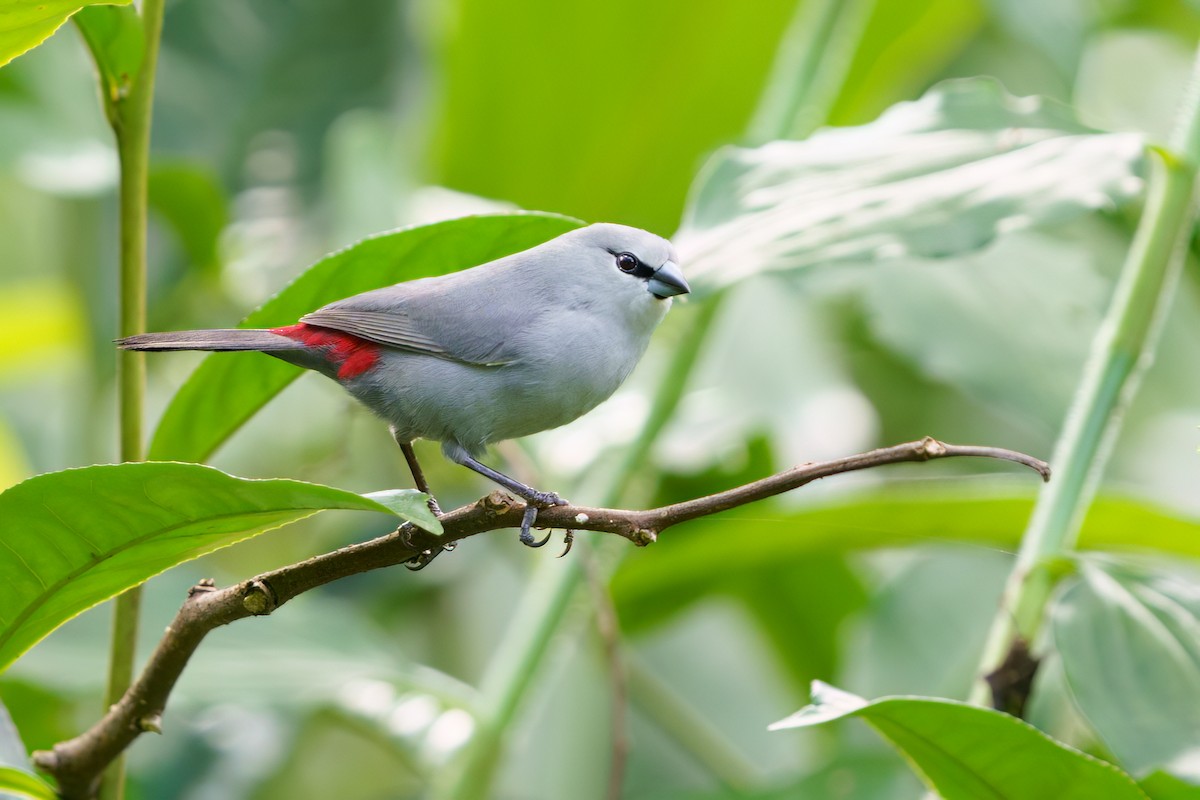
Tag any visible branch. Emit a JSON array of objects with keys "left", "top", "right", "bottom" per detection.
[{"left": 32, "top": 437, "right": 1047, "bottom": 798}]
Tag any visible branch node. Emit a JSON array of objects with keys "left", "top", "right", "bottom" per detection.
[
  {"left": 918, "top": 436, "right": 947, "bottom": 459},
  {"left": 481, "top": 491, "right": 517, "bottom": 516},
  {"left": 138, "top": 714, "right": 163, "bottom": 734},
  {"left": 241, "top": 580, "right": 277, "bottom": 616},
  {"left": 632, "top": 529, "right": 657, "bottom": 547},
  {"left": 31, "top": 748, "right": 56, "bottom": 772},
  {"left": 187, "top": 578, "right": 217, "bottom": 597}
]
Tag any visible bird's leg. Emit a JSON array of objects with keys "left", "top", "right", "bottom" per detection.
[
  {"left": 392, "top": 429, "right": 443, "bottom": 516},
  {"left": 392, "top": 430, "right": 453, "bottom": 570},
  {"left": 448, "top": 450, "right": 568, "bottom": 548}
]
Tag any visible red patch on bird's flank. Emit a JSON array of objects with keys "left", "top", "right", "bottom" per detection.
[{"left": 271, "top": 323, "right": 380, "bottom": 380}]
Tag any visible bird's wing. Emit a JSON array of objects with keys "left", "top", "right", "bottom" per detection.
[{"left": 299, "top": 275, "right": 530, "bottom": 366}]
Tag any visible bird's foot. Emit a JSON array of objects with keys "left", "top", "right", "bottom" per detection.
[
  {"left": 516, "top": 490, "right": 568, "bottom": 549},
  {"left": 399, "top": 522, "right": 455, "bottom": 571}
]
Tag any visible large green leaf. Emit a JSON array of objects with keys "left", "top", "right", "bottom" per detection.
[
  {"left": 0, "top": 462, "right": 434, "bottom": 673},
  {"left": 613, "top": 487, "right": 1200, "bottom": 610},
  {"left": 148, "top": 213, "right": 581, "bottom": 462},
  {"left": 1052, "top": 559, "right": 1200, "bottom": 781},
  {"left": 674, "top": 78, "right": 1145, "bottom": 293},
  {"left": 0, "top": 0, "right": 130, "bottom": 67},
  {"left": 0, "top": 698, "right": 53, "bottom": 800},
  {"left": 771, "top": 681, "right": 1147, "bottom": 800}
]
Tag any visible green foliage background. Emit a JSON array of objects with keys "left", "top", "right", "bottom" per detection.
[{"left": 2, "top": 0, "right": 1200, "bottom": 798}]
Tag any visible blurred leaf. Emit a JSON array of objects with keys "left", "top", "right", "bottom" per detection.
[
  {"left": 0, "top": 418, "right": 29, "bottom": 492},
  {"left": 771, "top": 681, "right": 1148, "bottom": 799},
  {"left": 829, "top": 0, "right": 986, "bottom": 125},
  {"left": 0, "top": 278, "right": 85, "bottom": 382},
  {"left": 728, "top": 556, "right": 867, "bottom": 691},
  {"left": 0, "top": 769, "right": 53, "bottom": 800},
  {"left": 147, "top": 163, "right": 227, "bottom": 277},
  {"left": 0, "top": 0, "right": 130, "bottom": 68},
  {"left": 614, "top": 487, "right": 1200, "bottom": 609},
  {"left": 0, "top": 462, "right": 419, "bottom": 673},
  {"left": 431, "top": 0, "right": 800, "bottom": 233},
  {"left": 0, "top": 699, "right": 52, "bottom": 800},
  {"left": 148, "top": 213, "right": 581, "bottom": 462},
  {"left": 617, "top": 548, "right": 867, "bottom": 693},
  {"left": 1051, "top": 558, "right": 1200, "bottom": 780},
  {"left": 843, "top": 548, "right": 1012, "bottom": 701},
  {"left": 72, "top": 3, "right": 142, "bottom": 110},
  {"left": 860, "top": 223, "right": 1116, "bottom": 430},
  {"left": 675, "top": 77, "right": 1145, "bottom": 293},
  {"left": 1142, "top": 771, "right": 1200, "bottom": 800}
]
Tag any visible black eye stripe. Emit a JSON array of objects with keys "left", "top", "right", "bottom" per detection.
[{"left": 611, "top": 250, "right": 656, "bottom": 279}]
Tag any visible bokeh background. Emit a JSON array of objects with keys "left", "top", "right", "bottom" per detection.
[{"left": 3, "top": 0, "right": 1200, "bottom": 798}]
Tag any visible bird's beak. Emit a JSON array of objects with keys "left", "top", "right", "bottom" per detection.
[{"left": 647, "top": 260, "right": 690, "bottom": 299}]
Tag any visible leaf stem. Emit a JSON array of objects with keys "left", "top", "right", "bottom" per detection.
[
  {"left": 98, "top": 0, "right": 166, "bottom": 797},
  {"left": 971, "top": 45, "right": 1200, "bottom": 707},
  {"left": 745, "top": 0, "right": 876, "bottom": 144}
]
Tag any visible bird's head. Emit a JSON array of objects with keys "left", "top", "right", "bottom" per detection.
[{"left": 561, "top": 223, "right": 690, "bottom": 306}]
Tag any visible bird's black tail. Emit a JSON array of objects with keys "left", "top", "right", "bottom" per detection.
[{"left": 116, "top": 329, "right": 299, "bottom": 352}]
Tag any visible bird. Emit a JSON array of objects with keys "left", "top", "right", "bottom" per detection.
[{"left": 118, "top": 223, "right": 690, "bottom": 557}]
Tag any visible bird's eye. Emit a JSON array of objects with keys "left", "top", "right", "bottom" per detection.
[{"left": 615, "top": 252, "right": 639, "bottom": 273}]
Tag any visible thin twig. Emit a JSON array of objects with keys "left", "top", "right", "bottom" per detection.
[
  {"left": 32, "top": 436, "right": 1047, "bottom": 798},
  {"left": 580, "top": 547, "right": 629, "bottom": 800}
]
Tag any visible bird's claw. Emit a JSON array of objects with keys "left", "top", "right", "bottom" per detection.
[
  {"left": 516, "top": 489, "right": 567, "bottom": 548},
  {"left": 558, "top": 529, "right": 575, "bottom": 558},
  {"left": 518, "top": 505, "right": 553, "bottom": 547},
  {"left": 399, "top": 522, "right": 454, "bottom": 571}
]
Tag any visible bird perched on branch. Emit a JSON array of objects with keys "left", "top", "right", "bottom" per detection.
[{"left": 119, "top": 223, "right": 690, "bottom": 556}]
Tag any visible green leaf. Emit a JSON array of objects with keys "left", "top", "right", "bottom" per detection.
[
  {"left": 0, "top": 0, "right": 131, "bottom": 67},
  {"left": 72, "top": 3, "right": 143, "bottom": 110},
  {"left": 771, "top": 682, "right": 1148, "bottom": 800},
  {"left": 1052, "top": 559, "right": 1200, "bottom": 779},
  {"left": 675, "top": 78, "right": 1145, "bottom": 293},
  {"left": 0, "top": 699, "right": 54, "bottom": 800},
  {"left": 148, "top": 212, "right": 582, "bottom": 462},
  {"left": 0, "top": 462, "right": 414, "bottom": 673}
]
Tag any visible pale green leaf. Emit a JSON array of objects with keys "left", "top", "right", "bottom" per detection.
[
  {"left": 1052, "top": 559, "right": 1200, "bottom": 780},
  {"left": 675, "top": 78, "right": 1145, "bottom": 293}
]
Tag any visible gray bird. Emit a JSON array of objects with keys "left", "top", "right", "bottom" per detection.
[{"left": 119, "top": 223, "right": 690, "bottom": 555}]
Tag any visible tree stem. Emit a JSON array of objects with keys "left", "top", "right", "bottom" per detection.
[
  {"left": 101, "top": 0, "right": 166, "bottom": 797},
  {"left": 971, "top": 44, "right": 1200, "bottom": 708}
]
